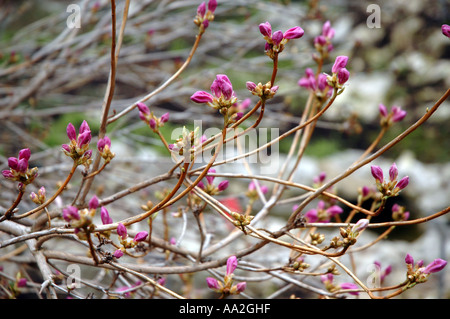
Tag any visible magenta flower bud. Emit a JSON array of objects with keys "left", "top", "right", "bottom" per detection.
[
  {"left": 206, "top": 168, "right": 216, "bottom": 185},
  {"left": 332, "top": 55, "right": 349, "bottom": 73},
  {"left": 314, "top": 35, "right": 327, "bottom": 46},
  {"left": 101, "top": 207, "right": 113, "bottom": 224},
  {"left": 190, "top": 91, "right": 214, "bottom": 104},
  {"left": 82, "top": 149, "right": 93, "bottom": 160},
  {"left": 391, "top": 106, "right": 407, "bottom": 122},
  {"left": 379, "top": 103, "right": 388, "bottom": 117},
  {"left": 207, "top": 0, "right": 217, "bottom": 13},
  {"left": 89, "top": 195, "right": 99, "bottom": 210},
  {"left": 17, "top": 158, "right": 28, "bottom": 173},
  {"left": 160, "top": 112, "right": 170, "bottom": 123},
  {"left": 206, "top": 277, "right": 220, "bottom": 290},
  {"left": 259, "top": 22, "right": 272, "bottom": 37},
  {"left": 283, "top": 26, "right": 304, "bottom": 39},
  {"left": 17, "top": 278, "right": 27, "bottom": 288},
  {"left": 63, "top": 206, "right": 80, "bottom": 222},
  {"left": 61, "top": 144, "right": 71, "bottom": 154},
  {"left": 18, "top": 148, "right": 31, "bottom": 161},
  {"left": 405, "top": 253, "right": 414, "bottom": 265},
  {"left": 442, "top": 24, "right": 450, "bottom": 38},
  {"left": 423, "top": 258, "right": 447, "bottom": 274},
  {"left": 79, "top": 120, "right": 90, "bottom": 135},
  {"left": 396, "top": 176, "right": 409, "bottom": 190},
  {"left": 197, "top": 2, "right": 206, "bottom": 16},
  {"left": 246, "top": 81, "right": 257, "bottom": 92},
  {"left": 337, "top": 67, "right": 350, "bottom": 85},
  {"left": 226, "top": 255, "right": 238, "bottom": 276},
  {"left": 114, "top": 249, "right": 123, "bottom": 258},
  {"left": 202, "top": 19, "right": 209, "bottom": 29},
  {"left": 67, "top": 123, "right": 77, "bottom": 141},
  {"left": 305, "top": 209, "right": 318, "bottom": 223},
  {"left": 321, "top": 273, "right": 334, "bottom": 283},
  {"left": 8, "top": 157, "right": 18, "bottom": 170},
  {"left": 389, "top": 162, "right": 398, "bottom": 181},
  {"left": 371, "top": 165, "right": 384, "bottom": 182},
  {"left": 272, "top": 30, "right": 284, "bottom": 46},
  {"left": 326, "top": 205, "right": 343, "bottom": 217},
  {"left": 134, "top": 231, "right": 148, "bottom": 242},
  {"left": 2, "top": 170, "right": 14, "bottom": 179},
  {"left": 270, "top": 85, "right": 279, "bottom": 94},
  {"left": 117, "top": 223, "right": 127, "bottom": 239},
  {"left": 77, "top": 131, "right": 92, "bottom": 148},
  {"left": 137, "top": 102, "right": 150, "bottom": 114},
  {"left": 235, "top": 282, "right": 247, "bottom": 293},
  {"left": 197, "top": 181, "right": 205, "bottom": 189},
  {"left": 149, "top": 118, "right": 157, "bottom": 129},
  {"left": 217, "top": 180, "right": 229, "bottom": 191},
  {"left": 339, "top": 283, "right": 359, "bottom": 295},
  {"left": 322, "top": 21, "right": 335, "bottom": 38}
]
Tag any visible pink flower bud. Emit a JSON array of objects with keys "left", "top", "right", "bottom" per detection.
[
  {"left": 67, "top": 123, "right": 77, "bottom": 141},
  {"left": 2, "top": 170, "right": 14, "bottom": 179},
  {"left": 160, "top": 112, "right": 170, "bottom": 123},
  {"left": 117, "top": 223, "right": 127, "bottom": 239},
  {"left": 339, "top": 282, "right": 359, "bottom": 295},
  {"left": 63, "top": 206, "right": 80, "bottom": 222},
  {"left": 101, "top": 207, "right": 113, "bottom": 224},
  {"left": 89, "top": 195, "right": 99, "bottom": 210},
  {"left": 18, "top": 148, "right": 31, "bottom": 161},
  {"left": 371, "top": 165, "right": 384, "bottom": 182},
  {"left": 396, "top": 176, "right": 409, "bottom": 190},
  {"left": 259, "top": 22, "right": 272, "bottom": 37},
  {"left": 352, "top": 219, "right": 369, "bottom": 233},
  {"left": 235, "top": 281, "right": 246, "bottom": 293},
  {"left": 332, "top": 56, "right": 348, "bottom": 74},
  {"left": 137, "top": 102, "right": 150, "bottom": 114},
  {"left": 246, "top": 81, "right": 257, "bottom": 92},
  {"left": 217, "top": 180, "right": 229, "bottom": 191},
  {"left": 391, "top": 106, "right": 407, "bottom": 122},
  {"left": 305, "top": 209, "right": 318, "bottom": 223},
  {"left": 149, "top": 118, "right": 157, "bottom": 130},
  {"left": 114, "top": 249, "right": 123, "bottom": 258},
  {"left": 379, "top": 103, "right": 388, "bottom": 117},
  {"left": 206, "top": 277, "right": 220, "bottom": 290},
  {"left": 79, "top": 120, "right": 90, "bottom": 135},
  {"left": 389, "top": 162, "right": 398, "bottom": 181},
  {"left": 423, "top": 258, "right": 447, "bottom": 274},
  {"left": 17, "top": 158, "right": 28, "bottom": 173},
  {"left": 190, "top": 91, "right": 214, "bottom": 104},
  {"left": 442, "top": 24, "right": 450, "bottom": 38},
  {"left": 8, "top": 157, "right": 18, "bottom": 170},
  {"left": 206, "top": 168, "right": 216, "bottom": 185},
  {"left": 134, "top": 231, "right": 148, "bottom": 242},
  {"left": 207, "top": 0, "right": 217, "bottom": 13},
  {"left": 322, "top": 21, "right": 335, "bottom": 39},
  {"left": 226, "top": 255, "right": 238, "bottom": 276},
  {"left": 197, "top": 2, "right": 206, "bottom": 16},
  {"left": 326, "top": 205, "right": 343, "bottom": 217},
  {"left": 272, "top": 30, "right": 283, "bottom": 46},
  {"left": 17, "top": 278, "right": 27, "bottom": 288},
  {"left": 77, "top": 131, "right": 92, "bottom": 148},
  {"left": 405, "top": 253, "right": 414, "bottom": 265},
  {"left": 283, "top": 26, "right": 304, "bottom": 39},
  {"left": 337, "top": 67, "right": 349, "bottom": 85}
]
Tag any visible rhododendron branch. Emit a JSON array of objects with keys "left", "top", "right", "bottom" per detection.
[{"left": 288, "top": 88, "right": 450, "bottom": 226}]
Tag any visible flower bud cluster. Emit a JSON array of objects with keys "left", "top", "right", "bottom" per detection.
[
  {"left": 197, "top": 168, "right": 229, "bottom": 196},
  {"left": 246, "top": 181, "right": 269, "bottom": 202},
  {"left": 137, "top": 102, "right": 170, "bottom": 132},
  {"left": 321, "top": 273, "right": 359, "bottom": 296},
  {"left": 246, "top": 81, "right": 279, "bottom": 102},
  {"left": 62, "top": 195, "right": 100, "bottom": 238},
  {"left": 391, "top": 203, "right": 410, "bottom": 221},
  {"left": 97, "top": 136, "right": 115, "bottom": 163},
  {"left": 191, "top": 74, "right": 241, "bottom": 125},
  {"left": 169, "top": 126, "right": 204, "bottom": 162},
  {"left": 206, "top": 255, "right": 246, "bottom": 297},
  {"left": 230, "top": 211, "right": 254, "bottom": 229},
  {"left": 30, "top": 186, "right": 46, "bottom": 205},
  {"left": 298, "top": 68, "right": 332, "bottom": 101},
  {"left": 370, "top": 163, "right": 409, "bottom": 198},
  {"left": 379, "top": 103, "right": 407, "bottom": 127},
  {"left": 113, "top": 223, "right": 148, "bottom": 259},
  {"left": 62, "top": 120, "right": 92, "bottom": 167},
  {"left": 326, "top": 55, "right": 350, "bottom": 89},
  {"left": 289, "top": 256, "right": 310, "bottom": 272},
  {"left": 2, "top": 148, "right": 38, "bottom": 187},
  {"left": 298, "top": 200, "right": 343, "bottom": 223},
  {"left": 313, "top": 21, "right": 335, "bottom": 60},
  {"left": 259, "top": 21, "right": 304, "bottom": 59},
  {"left": 404, "top": 254, "right": 447, "bottom": 287},
  {"left": 193, "top": 0, "right": 217, "bottom": 32}
]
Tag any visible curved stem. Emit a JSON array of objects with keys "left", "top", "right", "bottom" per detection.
[{"left": 1, "top": 188, "right": 25, "bottom": 221}]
